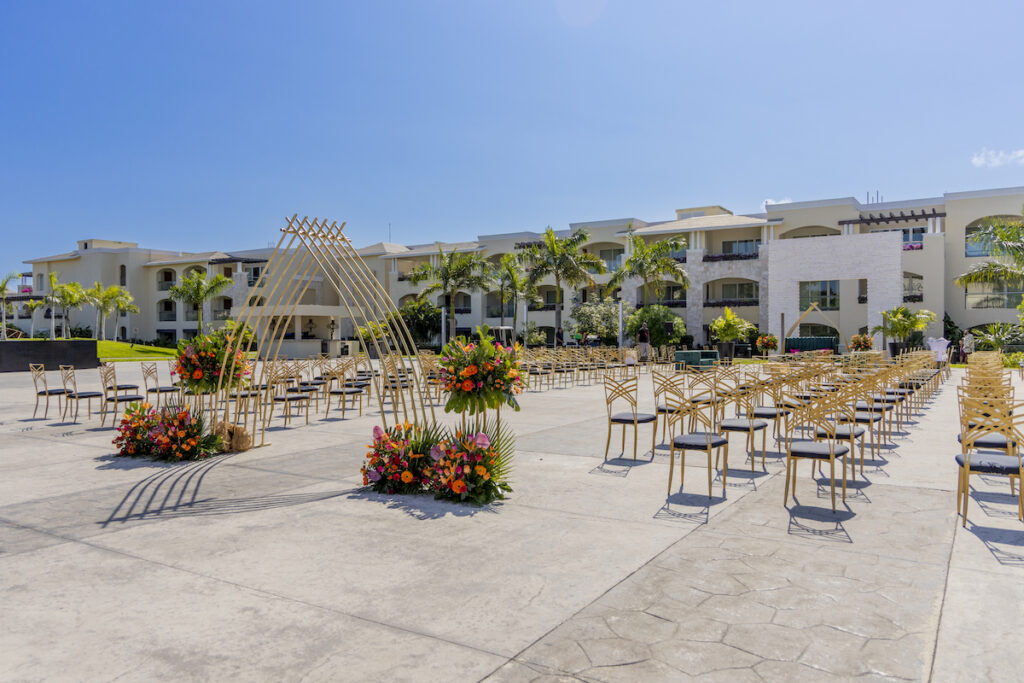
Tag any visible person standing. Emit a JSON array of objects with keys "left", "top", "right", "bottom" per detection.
[
  {"left": 555, "top": 327, "right": 564, "bottom": 347},
  {"left": 637, "top": 322, "right": 651, "bottom": 362},
  {"left": 961, "top": 330, "right": 975, "bottom": 362}
]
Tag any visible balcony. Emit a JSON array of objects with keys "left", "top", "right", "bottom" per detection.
[
  {"left": 158, "top": 311, "right": 177, "bottom": 322},
  {"left": 486, "top": 306, "right": 515, "bottom": 319},
  {"left": 528, "top": 303, "right": 557, "bottom": 312},
  {"left": 453, "top": 307, "right": 472, "bottom": 315},
  {"left": 396, "top": 273, "right": 414, "bottom": 282},
  {"left": 212, "top": 309, "right": 232, "bottom": 320},
  {"left": 902, "top": 293, "right": 923, "bottom": 303},
  {"left": 702, "top": 253, "right": 759, "bottom": 263},
  {"left": 637, "top": 300, "right": 686, "bottom": 310},
  {"left": 799, "top": 298, "right": 839, "bottom": 311},
  {"left": 157, "top": 281, "right": 175, "bottom": 291},
  {"left": 704, "top": 298, "right": 759, "bottom": 308},
  {"left": 184, "top": 309, "right": 199, "bottom": 322}
]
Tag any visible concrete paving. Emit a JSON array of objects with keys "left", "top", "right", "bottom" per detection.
[{"left": 1, "top": 363, "right": 1022, "bottom": 681}]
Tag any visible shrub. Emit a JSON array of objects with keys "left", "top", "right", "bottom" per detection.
[
  {"left": 708, "top": 307, "right": 755, "bottom": 343},
  {"left": 392, "top": 299, "right": 442, "bottom": 344},
  {"left": 626, "top": 305, "right": 685, "bottom": 348},
  {"left": 519, "top": 321, "right": 548, "bottom": 347},
  {"left": 570, "top": 297, "right": 619, "bottom": 345}
]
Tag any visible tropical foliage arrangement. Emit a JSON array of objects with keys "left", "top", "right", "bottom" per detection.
[
  {"left": 175, "top": 325, "right": 252, "bottom": 394},
  {"left": 708, "top": 307, "right": 755, "bottom": 343},
  {"left": 870, "top": 306, "right": 936, "bottom": 343},
  {"left": 113, "top": 403, "right": 222, "bottom": 460},
  {"left": 626, "top": 305, "right": 685, "bottom": 347},
  {"left": 360, "top": 418, "right": 514, "bottom": 505},
  {"left": 437, "top": 326, "right": 524, "bottom": 415},
  {"left": 755, "top": 333, "right": 778, "bottom": 353},
  {"left": 849, "top": 333, "right": 874, "bottom": 351}
]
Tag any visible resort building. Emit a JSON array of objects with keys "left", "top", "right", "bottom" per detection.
[{"left": 16, "top": 184, "right": 1024, "bottom": 351}]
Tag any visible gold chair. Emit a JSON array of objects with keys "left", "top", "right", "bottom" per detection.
[
  {"left": 99, "top": 365, "right": 145, "bottom": 427},
  {"left": 603, "top": 376, "right": 657, "bottom": 461},
  {"left": 60, "top": 365, "right": 102, "bottom": 422},
  {"left": 141, "top": 362, "right": 180, "bottom": 408},
  {"left": 783, "top": 396, "right": 849, "bottom": 511},
  {"left": 956, "top": 397, "right": 1024, "bottom": 526},
  {"left": 30, "top": 363, "right": 65, "bottom": 419},
  {"left": 665, "top": 388, "right": 728, "bottom": 499},
  {"left": 718, "top": 384, "right": 769, "bottom": 472}
]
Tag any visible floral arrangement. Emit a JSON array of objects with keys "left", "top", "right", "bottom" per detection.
[
  {"left": 438, "top": 326, "right": 524, "bottom": 415},
  {"left": 360, "top": 417, "right": 513, "bottom": 505},
  {"left": 428, "top": 431, "right": 513, "bottom": 505},
  {"left": 113, "top": 403, "right": 222, "bottom": 460},
  {"left": 755, "top": 334, "right": 778, "bottom": 354},
  {"left": 176, "top": 333, "right": 249, "bottom": 394},
  {"left": 849, "top": 333, "right": 874, "bottom": 351},
  {"left": 361, "top": 422, "right": 442, "bottom": 494}
]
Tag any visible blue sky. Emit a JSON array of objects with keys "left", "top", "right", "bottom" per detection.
[{"left": 3, "top": 0, "right": 1024, "bottom": 274}]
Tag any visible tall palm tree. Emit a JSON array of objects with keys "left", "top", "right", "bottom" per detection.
[
  {"left": 523, "top": 227, "right": 606, "bottom": 332},
  {"left": 53, "top": 281, "right": 85, "bottom": 338},
  {"left": 25, "top": 299, "right": 46, "bottom": 338},
  {"left": 409, "top": 247, "right": 493, "bottom": 341},
  {"left": 109, "top": 287, "right": 138, "bottom": 340},
  {"left": 84, "top": 282, "right": 106, "bottom": 339},
  {"left": 495, "top": 253, "right": 538, "bottom": 332},
  {"left": 0, "top": 271, "right": 19, "bottom": 341},
  {"left": 606, "top": 230, "right": 689, "bottom": 306},
  {"left": 168, "top": 270, "right": 231, "bottom": 335},
  {"left": 956, "top": 213, "right": 1024, "bottom": 316},
  {"left": 44, "top": 272, "right": 59, "bottom": 339}
]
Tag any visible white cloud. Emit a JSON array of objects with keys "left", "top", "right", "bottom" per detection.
[
  {"left": 761, "top": 197, "right": 792, "bottom": 212},
  {"left": 971, "top": 147, "right": 1024, "bottom": 168}
]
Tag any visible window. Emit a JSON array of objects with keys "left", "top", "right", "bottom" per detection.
[
  {"left": 36, "top": 274, "right": 43, "bottom": 291},
  {"left": 223, "top": 267, "right": 233, "bottom": 277},
  {"left": 799, "top": 280, "right": 840, "bottom": 310},
  {"left": 721, "top": 239, "right": 761, "bottom": 255},
  {"left": 965, "top": 282, "right": 1024, "bottom": 309},
  {"left": 965, "top": 226, "right": 993, "bottom": 257},
  {"left": 663, "top": 284, "right": 685, "bottom": 301},
  {"left": 119, "top": 265, "right": 126, "bottom": 286},
  {"left": 799, "top": 323, "right": 839, "bottom": 338},
  {"left": 720, "top": 282, "right": 758, "bottom": 300},
  {"left": 599, "top": 248, "right": 624, "bottom": 271},
  {"left": 873, "top": 226, "right": 926, "bottom": 244},
  {"left": 544, "top": 289, "right": 559, "bottom": 305}
]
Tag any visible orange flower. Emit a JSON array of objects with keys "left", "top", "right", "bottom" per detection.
[
  {"left": 461, "top": 365, "right": 478, "bottom": 378},
  {"left": 475, "top": 465, "right": 487, "bottom": 477},
  {"left": 484, "top": 362, "right": 493, "bottom": 371},
  {"left": 193, "top": 369, "right": 203, "bottom": 379},
  {"left": 461, "top": 379, "right": 474, "bottom": 392},
  {"left": 452, "top": 480, "right": 467, "bottom": 494},
  {"left": 401, "top": 470, "right": 414, "bottom": 483}
]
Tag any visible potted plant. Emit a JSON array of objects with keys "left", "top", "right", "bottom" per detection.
[
  {"left": 871, "top": 306, "right": 936, "bottom": 357},
  {"left": 849, "top": 333, "right": 873, "bottom": 352},
  {"left": 755, "top": 333, "right": 778, "bottom": 356},
  {"left": 709, "top": 307, "right": 755, "bottom": 360}
]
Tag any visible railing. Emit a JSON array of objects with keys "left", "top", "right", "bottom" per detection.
[
  {"left": 702, "top": 253, "right": 759, "bottom": 263},
  {"left": 397, "top": 273, "right": 412, "bottom": 282},
  {"left": 158, "top": 312, "right": 177, "bottom": 322},
  {"left": 636, "top": 300, "right": 686, "bottom": 310},
  {"left": 857, "top": 295, "right": 868, "bottom": 304},
  {"left": 672, "top": 255, "right": 687, "bottom": 263},
  {"left": 966, "top": 292, "right": 1024, "bottom": 309},
  {"left": 453, "top": 307, "right": 472, "bottom": 315},
  {"left": 528, "top": 303, "right": 557, "bottom": 312},
  {"left": 212, "top": 309, "right": 232, "bottom": 320},
  {"left": 704, "top": 298, "right": 759, "bottom": 308},
  {"left": 157, "top": 281, "right": 175, "bottom": 291},
  {"left": 184, "top": 310, "right": 199, "bottom": 321},
  {"left": 486, "top": 307, "right": 515, "bottom": 318},
  {"left": 799, "top": 298, "right": 839, "bottom": 311},
  {"left": 902, "top": 293, "right": 923, "bottom": 303}
]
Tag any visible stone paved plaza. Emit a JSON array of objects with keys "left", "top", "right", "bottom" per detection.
[{"left": 2, "top": 363, "right": 1024, "bottom": 681}]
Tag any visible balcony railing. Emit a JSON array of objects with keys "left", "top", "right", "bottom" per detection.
[
  {"left": 528, "top": 303, "right": 557, "bottom": 312},
  {"left": 799, "top": 298, "right": 839, "bottom": 311},
  {"left": 397, "top": 273, "right": 413, "bottom": 282},
  {"left": 184, "top": 310, "right": 199, "bottom": 321},
  {"left": 157, "top": 281, "right": 175, "bottom": 291},
  {"left": 212, "top": 309, "right": 232, "bottom": 320},
  {"left": 636, "top": 300, "right": 686, "bottom": 310},
  {"left": 158, "top": 312, "right": 177, "bottom": 322},
  {"left": 704, "top": 298, "right": 759, "bottom": 308},
  {"left": 966, "top": 292, "right": 1024, "bottom": 309},
  {"left": 857, "top": 295, "right": 868, "bottom": 304},
  {"left": 902, "top": 293, "right": 923, "bottom": 303},
  {"left": 486, "top": 307, "right": 515, "bottom": 318},
  {"left": 453, "top": 307, "right": 472, "bottom": 315},
  {"left": 702, "top": 253, "right": 759, "bottom": 263}
]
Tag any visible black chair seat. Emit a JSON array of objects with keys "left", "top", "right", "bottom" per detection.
[
  {"left": 871, "top": 393, "right": 902, "bottom": 403},
  {"left": 958, "top": 432, "right": 1017, "bottom": 449},
  {"left": 274, "top": 394, "right": 310, "bottom": 402},
  {"left": 818, "top": 424, "right": 865, "bottom": 439},
  {"left": 855, "top": 401, "right": 892, "bottom": 412},
  {"left": 955, "top": 452, "right": 1023, "bottom": 475},
  {"left": 887, "top": 388, "right": 913, "bottom": 395},
  {"left": 610, "top": 411, "right": 656, "bottom": 424},
  {"left": 106, "top": 394, "right": 144, "bottom": 403},
  {"left": 853, "top": 411, "right": 883, "bottom": 423},
  {"left": 107, "top": 383, "right": 139, "bottom": 391},
  {"left": 148, "top": 386, "right": 179, "bottom": 394},
  {"left": 230, "top": 391, "right": 260, "bottom": 398},
  {"left": 288, "top": 385, "right": 320, "bottom": 393},
  {"left": 330, "top": 388, "right": 365, "bottom": 395},
  {"left": 752, "top": 406, "right": 791, "bottom": 419},
  {"left": 720, "top": 418, "right": 768, "bottom": 432},
  {"left": 344, "top": 381, "right": 371, "bottom": 388},
  {"left": 37, "top": 389, "right": 67, "bottom": 396},
  {"left": 304, "top": 379, "right": 327, "bottom": 386},
  {"left": 673, "top": 432, "right": 728, "bottom": 450},
  {"left": 790, "top": 441, "right": 850, "bottom": 459},
  {"left": 68, "top": 391, "right": 101, "bottom": 399}
]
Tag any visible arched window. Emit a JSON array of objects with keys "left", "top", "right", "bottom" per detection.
[
  {"left": 965, "top": 215, "right": 1020, "bottom": 257},
  {"left": 119, "top": 264, "right": 127, "bottom": 287}
]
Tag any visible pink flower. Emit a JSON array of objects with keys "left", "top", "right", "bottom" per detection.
[
  {"left": 430, "top": 444, "right": 444, "bottom": 461},
  {"left": 474, "top": 433, "right": 490, "bottom": 449},
  {"left": 367, "top": 469, "right": 381, "bottom": 482},
  {"left": 372, "top": 425, "right": 385, "bottom": 441}
]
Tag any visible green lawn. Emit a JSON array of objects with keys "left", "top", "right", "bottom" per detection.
[{"left": 97, "top": 340, "right": 177, "bottom": 361}]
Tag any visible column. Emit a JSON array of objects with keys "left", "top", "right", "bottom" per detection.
[
  {"left": 935, "top": 216, "right": 943, "bottom": 233},
  {"left": 927, "top": 217, "right": 935, "bottom": 234}
]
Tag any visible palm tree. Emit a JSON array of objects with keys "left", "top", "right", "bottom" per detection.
[
  {"left": 494, "top": 253, "right": 538, "bottom": 332},
  {"left": 409, "top": 247, "right": 493, "bottom": 341},
  {"left": 955, "top": 213, "right": 1024, "bottom": 314},
  {"left": 44, "top": 272, "right": 59, "bottom": 339},
  {"left": 53, "top": 281, "right": 85, "bottom": 338},
  {"left": 84, "top": 282, "right": 106, "bottom": 339},
  {"left": 606, "top": 229, "right": 689, "bottom": 306},
  {"left": 0, "top": 271, "right": 19, "bottom": 341},
  {"left": 523, "top": 227, "right": 606, "bottom": 332},
  {"left": 25, "top": 299, "right": 46, "bottom": 338},
  {"left": 168, "top": 270, "right": 231, "bottom": 335},
  {"left": 110, "top": 287, "right": 138, "bottom": 340}
]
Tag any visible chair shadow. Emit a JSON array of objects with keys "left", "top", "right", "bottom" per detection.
[
  {"left": 590, "top": 456, "right": 653, "bottom": 477},
  {"left": 972, "top": 489, "right": 1023, "bottom": 520},
  {"left": 344, "top": 489, "right": 499, "bottom": 519},
  {"left": 785, "top": 502, "right": 855, "bottom": 543},
  {"left": 654, "top": 490, "right": 727, "bottom": 525},
  {"left": 814, "top": 475, "right": 873, "bottom": 503},
  {"left": 965, "top": 523, "right": 1024, "bottom": 567}
]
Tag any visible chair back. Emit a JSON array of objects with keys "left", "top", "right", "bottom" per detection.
[
  {"left": 604, "top": 376, "right": 638, "bottom": 418},
  {"left": 141, "top": 362, "right": 159, "bottom": 392},
  {"left": 30, "top": 364, "right": 47, "bottom": 393},
  {"left": 99, "top": 365, "right": 117, "bottom": 398},
  {"left": 60, "top": 365, "right": 78, "bottom": 394}
]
